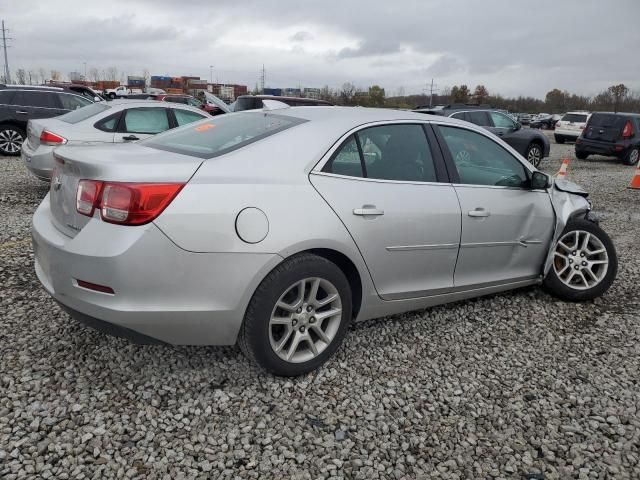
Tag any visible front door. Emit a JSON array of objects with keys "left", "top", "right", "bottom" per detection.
[
  {"left": 434, "top": 124, "right": 555, "bottom": 288},
  {"left": 311, "top": 123, "right": 461, "bottom": 300}
]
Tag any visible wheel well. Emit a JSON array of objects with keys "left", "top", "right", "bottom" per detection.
[
  {"left": 0, "top": 121, "right": 25, "bottom": 132},
  {"left": 306, "top": 248, "right": 363, "bottom": 319},
  {"left": 528, "top": 139, "right": 543, "bottom": 151}
]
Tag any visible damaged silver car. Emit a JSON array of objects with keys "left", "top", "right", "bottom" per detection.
[{"left": 32, "top": 106, "right": 617, "bottom": 376}]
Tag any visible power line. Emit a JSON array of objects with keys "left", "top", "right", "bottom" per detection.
[{"left": 1, "top": 20, "right": 12, "bottom": 84}]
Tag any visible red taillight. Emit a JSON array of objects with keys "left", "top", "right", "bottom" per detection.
[
  {"left": 76, "top": 180, "right": 103, "bottom": 217},
  {"left": 621, "top": 120, "right": 633, "bottom": 139},
  {"left": 76, "top": 181, "right": 184, "bottom": 225},
  {"left": 40, "top": 130, "right": 67, "bottom": 146}
]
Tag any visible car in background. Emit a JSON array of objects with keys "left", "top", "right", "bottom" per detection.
[
  {"left": 31, "top": 106, "right": 617, "bottom": 376},
  {"left": 530, "top": 114, "right": 561, "bottom": 130},
  {"left": 516, "top": 113, "right": 533, "bottom": 125},
  {"left": 156, "top": 93, "right": 228, "bottom": 116},
  {"left": 233, "top": 95, "right": 333, "bottom": 112},
  {"left": 22, "top": 100, "right": 209, "bottom": 180},
  {"left": 44, "top": 83, "right": 105, "bottom": 102},
  {"left": 575, "top": 112, "right": 640, "bottom": 165},
  {"left": 414, "top": 104, "right": 550, "bottom": 167},
  {"left": 0, "top": 84, "right": 94, "bottom": 156},
  {"left": 554, "top": 111, "right": 590, "bottom": 144}
]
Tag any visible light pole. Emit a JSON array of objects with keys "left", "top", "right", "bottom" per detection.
[
  {"left": 83, "top": 62, "right": 87, "bottom": 81},
  {"left": 209, "top": 65, "right": 214, "bottom": 85}
]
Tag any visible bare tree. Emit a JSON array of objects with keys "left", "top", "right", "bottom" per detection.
[
  {"left": 608, "top": 84, "right": 629, "bottom": 112},
  {"left": 38, "top": 68, "right": 47, "bottom": 83},
  {"left": 89, "top": 67, "right": 100, "bottom": 83},
  {"left": 473, "top": 85, "right": 489, "bottom": 103},
  {"left": 28, "top": 70, "right": 37, "bottom": 85},
  {"left": 16, "top": 68, "right": 27, "bottom": 85},
  {"left": 339, "top": 82, "right": 356, "bottom": 105},
  {"left": 50, "top": 70, "right": 61, "bottom": 82},
  {"left": 105, "top": 67, "right": 119, "bottom": 82}
]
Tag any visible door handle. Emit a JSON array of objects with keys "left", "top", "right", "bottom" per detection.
[
  {"left": 122, "top": 135, "right": 139, "bottom": 141},
  {"left": 468, "top": 208, "right": 490, "bottom": 218},
  {"left": 15, "top": 110, "right": 28, "bottom": 115},
  {"left": 353, "top": 206, "right": 384, "bottom": 216}
]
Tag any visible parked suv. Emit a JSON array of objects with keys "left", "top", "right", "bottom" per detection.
[
  {"left": 575, "top": 112, "right": 640, "bottom": 165},
  {"left": 0, "top": 85, "right": 94, "bottom": 155},
  {"left": 554, "top": 112, "right": 590, "bottom": 143},
  {"left": 415, "top": 104, "right": 550, "bottom": 167}
]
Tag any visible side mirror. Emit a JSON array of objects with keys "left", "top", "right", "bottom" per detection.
[
  {"left": 94, "top": 96, "right": 101, "bottom": 102},
  {"left": 514, "top": 122, "right": 522, "bottom": 131},
  {"left": 531, "top": 171, "right": 551, "bottom": 189}
]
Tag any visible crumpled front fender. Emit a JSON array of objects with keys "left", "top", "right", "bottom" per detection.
[{"left": 543, "top": 179, "right": 592, "bottom": 275}]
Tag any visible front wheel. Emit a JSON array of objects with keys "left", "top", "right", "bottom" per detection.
[
  {"left": 525, "top": 143, "right": 543, "bottom": 168},
  {"left": 543, "top": 218, "right": 617, "bottom": 302},
  {"left": 108, "top": 92, "right": 116, "bottom": 99},
  {"left": 622, "top": 147, "right": 639, "bottom": 166},
  {"left": 239, "top": 254, "right": 352, "bottom": 376}
]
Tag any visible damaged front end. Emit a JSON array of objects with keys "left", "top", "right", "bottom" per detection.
[{"left": 543, "top": 178, "right": 595, "bottom": 276}]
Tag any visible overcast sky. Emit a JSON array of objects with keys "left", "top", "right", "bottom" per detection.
[{"left": 3, "top": 0, "right": 639, "bottom": 98}]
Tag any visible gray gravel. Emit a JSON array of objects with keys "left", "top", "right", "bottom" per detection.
[{"left": 2, "top": 133, "right": 640, "bottom": 479}]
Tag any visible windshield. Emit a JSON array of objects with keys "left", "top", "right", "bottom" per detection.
[
  {"left": 144, "top": 112, "right": 306, "bottom": 159},
  {"left": 59, "top": 103, "right": 111, "bottom": 124}
]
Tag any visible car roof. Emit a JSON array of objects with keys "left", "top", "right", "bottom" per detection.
[
  {"left": 239, "top": 95, "right": 333, "bottom": 105},
  {"left": 0, "top": 84, "right": 64, "bottom": 92},
  {"left": 590, "top": 111, "right": 640, "bottom": 118}
]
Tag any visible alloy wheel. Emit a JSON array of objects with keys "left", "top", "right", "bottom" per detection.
[
  {"left": 527, "top": 146, "right": 542, "bottom": 167},
  {"left": 630, "top": 149, "right": 639, "bottom": 165},
  {"left": 0, "top": 129, "right": 24, "bottom": 154},
  {"left": 269, "top": 277, "right": 342, "bottom": 363},
  {"left": 553, "top": 230, "right": 609, "bottom": 290}
]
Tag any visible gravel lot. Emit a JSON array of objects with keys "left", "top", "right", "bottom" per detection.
[{"left": 1, "top": 132, "right": 639, "bottom": 479}]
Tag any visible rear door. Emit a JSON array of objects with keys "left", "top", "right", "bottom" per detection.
[
  {"left": 434, "top": 123, "right": 554, "bottom": 288},
  {"left": 13, "top": 91, "right": 65, "bottom": 125},
  {"left": 113, "top": 107, "right": 172, "bottom": 142},
  {"left": 310, "top": 123, "right": 461, "bottom": 300}
]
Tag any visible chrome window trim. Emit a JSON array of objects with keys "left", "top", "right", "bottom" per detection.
[
  {"left": 310, "top": 170, "right": 452, "bottom": 188},
  {"left": 386, "top": 243, "right": 459, "bottom": 252}
]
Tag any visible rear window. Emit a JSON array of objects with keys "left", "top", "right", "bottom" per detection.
[
  {"left": 59, "top": 103, "right": 111, "bottom": 124},
  {"left": 144, "top": 112, "right": 307, "bottom": 159},
  {"left": 562, "top": 113, "right": 588, "bottom": 123},
  {"left": 588, "top": 113, "right": 626, "bottom": 128}
]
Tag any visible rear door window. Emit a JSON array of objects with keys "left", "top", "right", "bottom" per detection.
[
  {"left": 466, "top": 111, "right": 492, "bottom": 127},
  {"left": 122, "top": 108, "right": 170, "bottom": 134},
  {"left": 324, "top": 135, "right": 364, "bottom": 178},
  {"left": 489, "top": 112, "right": 516, "bottom": 129},
  {"left": 13, "top": 91, "right": 60, "bottom": 109},
  {"left": 562, "top": 113, "right": 588, "bottom": 123},
  {"left": 0, "top": 90, "right": 16, "bottom": 104}
]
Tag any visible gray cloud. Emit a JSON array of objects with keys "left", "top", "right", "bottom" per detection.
[{"left": 3, "top": 0, "right": 639, "bottom": 97}]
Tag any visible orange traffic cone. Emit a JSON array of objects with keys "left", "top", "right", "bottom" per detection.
[
  {"left": 556, "top": 158, "right": 570, "bottom": 178},
  {"left": 629, "top": 162, "right": 640, "bottom": 190}
]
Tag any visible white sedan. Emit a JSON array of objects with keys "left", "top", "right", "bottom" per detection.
[{"left": 21, "top": 100, "right": 210, "bottom": 181}]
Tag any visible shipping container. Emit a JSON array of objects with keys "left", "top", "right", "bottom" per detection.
[
  {"left": 263, "top": 88, "right": 282, "bottom": 96},
  {"left": 165, "top": 88, "right": 184, "bottom": 94}
]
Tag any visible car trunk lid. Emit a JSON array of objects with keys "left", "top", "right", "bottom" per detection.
[
  {"left": 49, "top": 143, "right": 202, "bottom": 238},
  {"left": 27, "top": 117, "right": 68, "bottom": 149},
  {"left": 584, "top": 113, "right": 628, "bottom": 142}
]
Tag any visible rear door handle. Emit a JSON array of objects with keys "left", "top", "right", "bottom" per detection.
[
  {"left": 468, "top": 208, "right": 490, "bottom": 218},
  {"left": 15, "top": 110, "right": 28, "bottom": 115},
  {"left": 122, "top": 135, "right": 139, "bottom": 141},
  {"left": 353, "top": 206, "right": 384, "bottom": 216}
]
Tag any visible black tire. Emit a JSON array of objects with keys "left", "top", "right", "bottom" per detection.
[
  {"left": 543, "top": 218, "right": 617, "bottom": 302},
  {"left": 576, "top": 151, "right": 588, "bottom": 160},
  {"left": 108, "top": 92, "right": 116, "bottom": 99},
  {"left": 239, "top": 253, "right": 352, "bottom": 376},
  {"left": 525, "top": 142, "right": 543, "bottom": 168},
  {"left": 0, "top": 125, "right": 26, "bottom": 156},
  {"left": 555, "top": 135, "right": 565, "bottom": 144},
  {"left": 622, "top": 147, "right": 639, "bottom": 166}
]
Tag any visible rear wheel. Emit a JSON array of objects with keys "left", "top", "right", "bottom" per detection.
[
  {"left": 525, "top": 143, "right": 543, "bottom": 168},
  {"left": 239, "top": 253, "right": 352, "bottom": 376},
  {"left": 108, "top": 92, "right": 116, "bottom": 99},
  {"left": 0, "top": 125, "right": 25, "bottom": 156},
  {"left": 543, "top": 219, "right": 617, "bottom": 302},
  {"left": 576, "top": 151, "right": 588, "bottom": 160},
  {"left": 622, "top": 147, "right": 639, "bottom": 166},
  {"left": 555, "top": 135, "right": 565, "bottom": 144}
]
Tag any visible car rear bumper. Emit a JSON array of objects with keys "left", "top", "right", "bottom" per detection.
[
  {"left": 555, "top": 129, "right": 581, "bottom": 139},
  {"left": 32, "top": 194, "right": 282, "bottom": 345},
  {"left": 575, "top": 138, "right": 628, "bottom": 156},
  {"left": 22, "top": 139, "right": 55, "bottom": 181}
]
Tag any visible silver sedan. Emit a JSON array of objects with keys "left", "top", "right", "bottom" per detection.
[
  {"left": 21, "top": 100, "right": 209, "bottom": 181},
  {"left": 31, "top": 105, "right": 617, "bottom": 376}
]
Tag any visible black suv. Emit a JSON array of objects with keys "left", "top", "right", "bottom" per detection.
[
  {"left": 0, "top": 85, "right": 94, "bottom": 155},
  {"left": 576, "top": 112, "right": 640, "bottom": 165},
  {"left": 415, "top": 104, "right": 550, "bottom": 167}
]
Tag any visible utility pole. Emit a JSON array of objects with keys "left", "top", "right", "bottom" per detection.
[
  {"left": 83, "top": 62, "right": 87, "bottom": 81},
  {"left": 1, "top": 20, "right": 11, "bottom": 84},
  {"left": 259, "top": 64, "right": 265, "bottom": 93},
  {"left": 424, "top": 78, "right": 438, "bottom": 108},
  {"left": 209, "top": 65, "right": 213, "bottom": 84}
]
